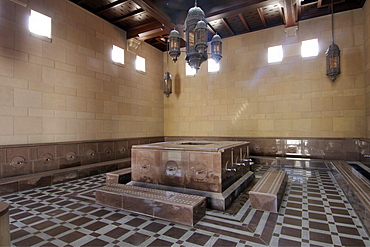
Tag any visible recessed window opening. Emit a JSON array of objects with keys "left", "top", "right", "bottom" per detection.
[
  {"left": 135, "top": 55, "right": 145, "bottom": 72},
  {"left": 112, "top": 45, "right": 124, "bottom": 65},
  {"left": 186, "top": 63, "right": 196, "bottom": 76},
  {"left": 208, "top": 59, "right": 220, "bottom": 73},
  {"left": 29, "top": 10, "right": 51, "bottom": 39},
  {"left": 268, "top": 45, "right": 283, "bottom": 63},
  {"left": 301, "top": 39, "right": 318, "bottom": 58}
]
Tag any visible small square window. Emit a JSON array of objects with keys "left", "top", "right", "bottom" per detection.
[
  {"left": 135, "top": 55, "right": 145, "bottom": 72},
  {"left": 112, "top": 45, "right": 124, "bottom": 65},
  {"left": 301, "top": 39, "right": 318, "bottom": 58},
  {"left": 186, "top": 63, "right": 196, "bottom": 76},
  {"left": 268, "top": 45, "right": 283, "bottom": 63},
  {"left": 208, "top": 59, "right": 220, "bottom": 73},
  {"left": 29, "top": 10, "right": 51, "bottom": 39}
]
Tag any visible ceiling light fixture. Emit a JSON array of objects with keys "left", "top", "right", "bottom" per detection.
[
  {"left": 326, "top": 0, "right": 341, "bottom": 82},
  {"left": 168, "top": 0, "right": 222, "bottom": 73}
]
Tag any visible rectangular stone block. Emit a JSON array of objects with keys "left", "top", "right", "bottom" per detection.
[
  {"left": 0, "top": 181, "right": 18, "bottom": 196},
  {"left": 19, "top": 176, "right": 52, "bottom": 191},
  {"left": 249, "top": 169, "right": 287, "bottom": 213},
  {"left": 95, "top": 188, "right": 123, "bottom": 209},
  {"left": 95, "top": 184, "right": 206, "bottom": 226},
  {"left": 106, "top": 168, "right": 131, "bottom": 184},
  {"left": 51, "top": 170, "right": 78, "bottom": 184}
]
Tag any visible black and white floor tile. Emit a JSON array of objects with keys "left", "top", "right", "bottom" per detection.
[{"left": 1, "top": 164, "right": 369, "bottom": 246}]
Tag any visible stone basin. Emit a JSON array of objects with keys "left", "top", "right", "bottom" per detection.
[{"left": 129, "top": 141, "right": 255, "bottom": 210}]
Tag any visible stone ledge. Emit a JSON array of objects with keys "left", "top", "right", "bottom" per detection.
[
  {"left": 106, "top": 167, "right": 131, "bottom": 184},
  {"left": 96, "top": 183, "right": 206, "bottom": 226},
  {"left": 331, "top": 160, "right": 370, "bottom": 234},
  {"left": 0, "top": 158, "right": 131, "bottom": 196},
  {"left": 249, "top": 169, "right": 288, "bottom": 213}
]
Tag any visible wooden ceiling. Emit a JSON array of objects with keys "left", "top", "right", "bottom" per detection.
[{"left": 69, "top": 0, "right": 366, "bottom": 51}]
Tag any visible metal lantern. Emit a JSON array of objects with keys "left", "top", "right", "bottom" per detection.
[
  {"left": 326, "top": 43, "right": 341, "bottom": 82},
  {"left": 194, "top": 20, "right": 207, "bottom": 55},
  {"left": 168, "top": 1, "right": 223, "bottom": 73},
  {"left": 326, "top": 0, "right": 340, "bottom": 82},
  {"left": 185, "top": 5, "right": 207, "bottom": 71},
  {"left": 211, "top": 34, "right": 222, "bottom": 63},
  {"left": 163, "top": 71, "right": 172, "bottom": 97},
  {"left": 168, "top": 29, "right": 181, "bottom": 62}
]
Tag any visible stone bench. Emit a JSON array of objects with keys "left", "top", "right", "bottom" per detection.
[
  {"left": 0, "top": 158, "right": 131, "bottom": 196},
  {"left": 249, "top": 169, "right": 287, "bottom": 213},
  {"left": 331, "top": 161, "right": 370, "bottom": 232},
  {"left": 106, "top": 167, "right": 131, "bottom": 184},
  {"left": 95, "top": 184, "right": 206, "bottom": 226}
]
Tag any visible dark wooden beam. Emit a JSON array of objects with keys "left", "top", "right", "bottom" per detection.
[
  {"left": 74, "top": 0, "right": 86, "bottom": 4},
  {"left": 279, "top": 6, "right": 286, "bottom": 25},
  {"left": 281, "top": 0, "right": 297, "bottom": 27},
  {"left": 136, "top": 26, "right": 171, "bottom": 41},
  {"left": 127, "top": 21, "right": 164, "bottom": 38},
  {"left": 133, "top": 0, "right": 175, "bottom": 29},
  {"left": 151, "top": 36, "right": 168, "bottom": 46},
  {"left": 94, "top": 0, "right": 130, "bottom": 15},
  {"left": 206, "top": 0, "right": 279, "bottom": 22},
  {"left": 112, "top": 9, "right": 145, "bottom": 24},
  {"left": 208, "top": 25, "right": 216, "bottom": 35},
  {"left": 221, "top": 18, "right": 235, "bottom": 35},
  {"left": 317, "top": 0, "right": 345, "bottom": 8},
  {"left": 257, "top": 8, "right": 267, "bottom": 27},
  {"left": 238, "top": 13, "right": 250, "bottom": 32},
  {"left": 297, "top": 0, "right": 302, "bottom": 20}
]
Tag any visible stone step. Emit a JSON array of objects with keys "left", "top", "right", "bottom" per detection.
[
  {"left": 249, "top": 169, "right": 287, "bottom": 213},
  {"left": 95, "top": 184, "right": 206, "bottom": 226},
  {"left": 106, "top": 167, "right": 131, "bottom": 184}
]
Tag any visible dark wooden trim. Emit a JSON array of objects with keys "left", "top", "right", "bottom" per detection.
[
  {"left": 221, "top": 18, "right": 235, "bottom": 35},
  {"left": 94, "top": 0, "right": 130, "bottom": 15},
  {"left": 238, "top": 13, "right": 250, "bottom": 32},
  {"left": 112, "top": 9, "right": 145, "bottom": 24},
  {"left": 282, "top": 0, "right": 298, "bottom": 28},
  {"left": 206, "top": 0, "right": 280, "bottom": 22},
  {"left": 257, "top": 8, "right": 267, "bottom": 27}
]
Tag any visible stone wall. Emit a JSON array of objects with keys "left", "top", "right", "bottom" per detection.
[
  {"left": 0, "top": 136, "right": 163, "bottom": 179},
  {"left": 0, "top": 0, "right": 164, "bottom": 145},
  {"left": 164, "top": 9, "right": 366, "bottom": 139},
  {"left": 165, "top": 136, "right": 363, "bottom": 161},
  {"left": 364, "top": 0, "right": 370, "bottom": 138}
]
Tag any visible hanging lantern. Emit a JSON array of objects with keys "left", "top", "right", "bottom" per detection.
[
  {"left": 184, "top": 5, "right": 207, "bottom": 71},
  {"left": 168, "top": 1, "right": 223, "bottom": 72},
  {"left": 194, "top": 20, "right": 207, "bottom": 55},
  {"left": 326, "top": 0, "right": 340, "bottom": 82},
  {"left": 168, "top": 29, "right": 181, "bottom": 62},
  {"left": 163, "top": 71, "right": 172, "bottom": 97},
  {"left": 211, "top": 34, "right": 222, "bottom": 63},
  {"left": 326, "top": 43, "right": 341, "bottom": 82}
]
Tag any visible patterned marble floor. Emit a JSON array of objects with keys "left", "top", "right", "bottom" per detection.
[{"left": 1, "top": 164, "right": 370, "bottom": 246}]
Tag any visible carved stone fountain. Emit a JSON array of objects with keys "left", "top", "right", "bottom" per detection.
[{"left": 129, "top": 141, "right": 254, "bottom": 210}]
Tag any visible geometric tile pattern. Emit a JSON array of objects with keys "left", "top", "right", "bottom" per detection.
[{"left": 1, "top": 165, "right": 369, "bottom": 246}]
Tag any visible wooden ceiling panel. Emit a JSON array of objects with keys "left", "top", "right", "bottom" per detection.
[
  {"left": 225, "top": 15, "right": 249, "bottom": 35},
  {"left": 116, "top": 15, "right": 157, "bottom": 28},
  {"left": 99, "top": 1, "right": 141, "bottom": 18},
  {"left": 69, "top": 0, "right": 367, "bottom": 51},
  {"left": 243, "top": 10, "right": 266, "bottom": 31},
  {"left": 80, "top": 0, "right": 112, "bottom": 10},
  {"left": 263, "top": 4, "right": 284, "bottom": 26}
]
